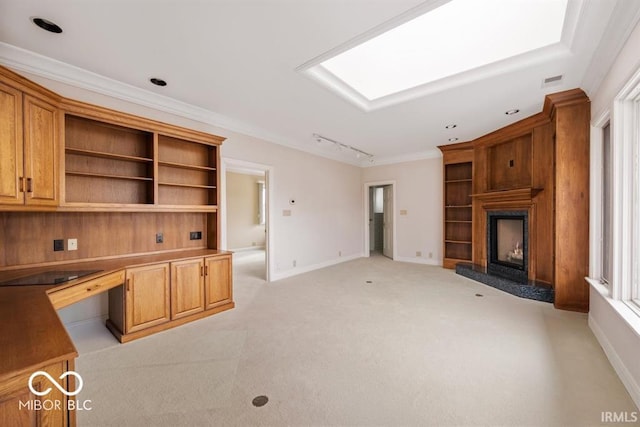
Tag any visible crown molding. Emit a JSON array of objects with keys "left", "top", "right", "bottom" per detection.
[{"left": 361, "top": 148, "right": 441, "bottom": 167}]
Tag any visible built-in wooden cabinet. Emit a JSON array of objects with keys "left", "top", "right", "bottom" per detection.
[
  {"left": 64, "top": 115, "right": 154, "bottom": 205},
  {"left": 124, "top": 263, "right": 171, "bottom": 333},
  {"left": 107, "top": 253, "right": 233, "bottom": 342},
  {"left": 170, "top": 258, "right": 205, "bottom": 319},
  {"left": 0, "top": 360, "right": 73, "bottom": 427},
  {"left": 205, "top": 255, "right": 232, "bottom": 309},
  {"left": 0, "top": 78, "right": 59, "bottom": 209},
  {"left": 158, "top": 135, "right": 218, "bottom": 207},
  {"left": 61, "top": 107, "right": 221, "bottom": 211},
  {"left": 439, "top": 143, "right": 474, "bottom": 269}
]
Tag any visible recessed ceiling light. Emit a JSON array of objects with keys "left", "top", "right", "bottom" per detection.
[
  {"left": 31, "top": 17, "right": 63, "bottom": 34},
  {"left": 505, "top": 109, "right": 520, "bottom": 115},
  {"left": 445, "top": 124, "right": 457, "bottom": 129},
  {"left": 150, "top": 78, "right": 167, "bottom": 87},
  {"left": 448, "top": 137, "right": 459, "bottom": 142}
]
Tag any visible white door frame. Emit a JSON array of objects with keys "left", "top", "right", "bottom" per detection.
[
  {"left": 221, "top": 157, "right": 274, "bottom": 282},
  {"left": 363, "top": 181, "right": 397, "bottom": 259}
]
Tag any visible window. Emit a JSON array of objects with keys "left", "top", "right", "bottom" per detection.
[
  {"left": 602, "top": 123, "right": 612, "bottom": 285},
  {"left": 605, "top": 65, "right": 640, "bottom": 314},
  {"left": 257, "top": 181, "right": 266, "bottom": 225}
]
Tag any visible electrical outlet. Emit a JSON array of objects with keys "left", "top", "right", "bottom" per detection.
[
  {"left": 429, "top": 252, "right": 433, "bottom": 259},
  {"left": 156, "top": 232, "right": 164, "bottom": 244},
  {"left": 293, "top": 260, "right": 296, "bottom": 267},
  {"left": 189, "top": 231, "right": 202, "bottom": 240},
  {"left": 53, "top": 239, "right": 64, "bottom": 252},
  {"left": 339, "top": 250, "right": 342, "bottom": 257},
  {"left": 416, "top": 251, "right": 422, "bottom": 257},
  {"left": 68, "top": 238, "right": 78, "bottom": 251}
]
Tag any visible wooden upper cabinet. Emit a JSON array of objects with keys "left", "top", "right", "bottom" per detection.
[
  {"left": 0, "top": 77, "right": 59, "bottom": 208},
  {"left": 125, "top": 263, "right": 170, "bottom": 333},
  {"left": 23, "top": 95, "right": 58, "bottom": 206},
  {"left": 0, "top": 81, "right": 24, "bottom": 205}
]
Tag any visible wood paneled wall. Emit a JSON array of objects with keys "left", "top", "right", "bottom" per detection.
[{"left": 0, "top": 212, "right": 207, "bottom": 268}]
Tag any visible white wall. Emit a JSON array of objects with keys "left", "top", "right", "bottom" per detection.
[
  {"left": 222, "top": 133, "right": 363, "bottom": 278},
  {"left": 226, "top": 172, "right": 266, "bottom": 250},
  {"left": 362, "top": 158, "right": 442, "bottom": 265},
  {"left": 588, "top": 20, "right": 640, "bottom": 409}
]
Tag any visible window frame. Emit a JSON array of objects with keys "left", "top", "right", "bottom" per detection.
[{"left": 589, "top": 64, "right": 640, "bottom": 317}]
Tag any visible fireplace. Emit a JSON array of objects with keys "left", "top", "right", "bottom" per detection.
[{"left": 487, "top": 211, "right": 528, "bottom": 283}]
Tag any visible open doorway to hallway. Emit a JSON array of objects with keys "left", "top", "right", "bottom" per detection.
[
  {"left": 223, "top": 160, "right": 271, "bottom": 281},
  {"left": 366, "top": 183, "right": 394, "bottom": 259}
]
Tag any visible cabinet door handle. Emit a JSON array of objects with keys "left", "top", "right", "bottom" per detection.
[
  {"left": 19, "top": 177, "right": 24, "bottom": 193},
  {"left": 126, "top": 278, "right": 130, "bottom": 291},
  {"left": 200, "top": 266, "right": 204, "bottom": 277},
  {"left": 204, "top": 265, "right": 208, "bottom": 276},
  {"left": 26, "top": 178, "right": 33, "bottom": 193}
]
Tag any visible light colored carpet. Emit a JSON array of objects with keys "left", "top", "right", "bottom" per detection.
[{"left": 66, "top": 251, "right": 638, "bottom": 426}]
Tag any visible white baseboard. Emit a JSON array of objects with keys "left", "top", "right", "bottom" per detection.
[
  {"left": 270, "top": 253, "right": 364, "bottom": 281},
  {"left": 589, "top": 315, "right": 640, "bottom": 410},
  {"left": 394, "top": 256, "right": 441, "bottom": 266},
  {"left": 230, "top": 246, "right": 266, "bottom": 252}
]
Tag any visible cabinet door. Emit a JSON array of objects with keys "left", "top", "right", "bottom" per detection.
[
  {"left": 0, "top": 360, "right": 70, "bottom": 427},
  {"left": 125, "top": 264, "right": 170, "bottom": 333},
  {"left": 23, "top": 94, "right": 58, "bottom": 206},
  {"left": 0, "top": 81, "right": 24, "bottom": 205},
  {"left": 204, "top": 256, "right": 232, "bottom": 309},
  {"left": 170, "top": 258, "right": 205, "bottom": 320}
]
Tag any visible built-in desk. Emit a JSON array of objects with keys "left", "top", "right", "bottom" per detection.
[{"left": 0, "top": 249, "right": 233, "bottom": 426}]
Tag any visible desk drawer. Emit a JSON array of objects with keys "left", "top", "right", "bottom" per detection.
[{"left": 48, "top": 270, "right": 125, "bottom": 309}]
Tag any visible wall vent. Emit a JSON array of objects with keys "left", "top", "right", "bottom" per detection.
[{"left": 542, "top": 75, "right": 563, "bottom": 87}]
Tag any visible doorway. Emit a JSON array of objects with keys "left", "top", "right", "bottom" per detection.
[
  {"left": 364, "top": 182, "right": 395, "bottom": 259},
  {"left": 221, "top": 158, "right": 273, "bottom": 281}
]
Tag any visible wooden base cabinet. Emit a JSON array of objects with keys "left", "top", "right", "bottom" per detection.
[
  {"left": 170, "top": 258, "right": 205, "bottom": 320},
  {"left": 205, "top": 256, "right": 232, "bottom": 309},
  {"left": 107, "top": 254, "right": 233, "bottom": 343},
  {"left": 124, "top": 264, "right": 171, "bottom": 333},
  {"left": 0, "top": 360, "right": 74, "bottom": 427}
]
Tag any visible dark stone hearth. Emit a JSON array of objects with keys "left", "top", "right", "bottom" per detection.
[{"left": 455, "top": 263, "right": 554, "bottom": 303}]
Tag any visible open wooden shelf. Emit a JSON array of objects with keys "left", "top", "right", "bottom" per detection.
[
  {"left": 66, "top": 147, "right": 153, "bottom": 163},
  {"left": 158, "top": 182, "right": 216, "bottom": 189},
  {"left": 158, "top": 161, "right": 216, "bottom": 172},
  {"left": 63, "top": 114, "right": 221, "bottom": 209},
  {"left": 66, "top": 171, "right": 154, "bottom": 182},
  {"left": 442, "top": 158, "right": 473, "bottom": 267}
]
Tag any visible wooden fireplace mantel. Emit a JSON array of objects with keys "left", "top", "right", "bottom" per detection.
[
  {"left": 471, "top": 188, "right": 543, "bottom": 202},
  {"left": 438, "top": 88, "right": 590, "bottom": 312}
]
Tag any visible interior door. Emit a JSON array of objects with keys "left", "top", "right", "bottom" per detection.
[
  {"left": 382, "top": 185, "right": 393, "bottom": 259},
  {"left": 369, "top": 187, "right": 375, "bottom": 251}
]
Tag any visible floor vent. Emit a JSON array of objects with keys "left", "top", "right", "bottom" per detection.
[{"left": 252, "top": 395, "right": 269, "bottom": 407}]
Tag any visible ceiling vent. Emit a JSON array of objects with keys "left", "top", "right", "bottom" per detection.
[{"left": 542, "top": 74, "right": 563, "bottom": 88}]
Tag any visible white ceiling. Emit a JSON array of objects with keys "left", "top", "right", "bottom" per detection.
[{"left": 1, "top": 0, "right": 639, "bottom": 166}]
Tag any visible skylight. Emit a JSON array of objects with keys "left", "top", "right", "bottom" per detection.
[{"left": 317, "top": 0, "right": 568, "bottom": 102}]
